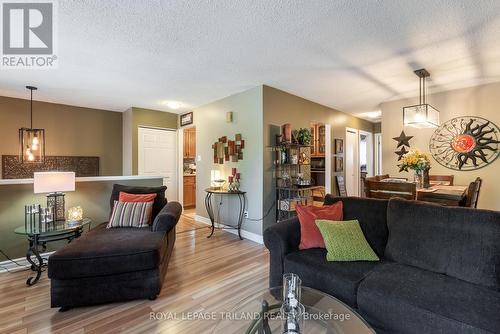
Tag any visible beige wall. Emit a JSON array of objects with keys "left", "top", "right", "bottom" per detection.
[
  {"left": 381, "top": 81, "right": 500, "bottom": 211},
  {"left": 0, "top": 95, "right": 123, "bottom": 176},
  {"left": 127, "top": 107, "right": 178, "bottom": 175},
  {"left": 192, "top": 87, "right": 264, "bottom": 236},
  {"left": 263, "top": 85, "right": 375, "bottom": 229},
  {"left": 0, "top": 178, "right": 163, "bottom": 259}
]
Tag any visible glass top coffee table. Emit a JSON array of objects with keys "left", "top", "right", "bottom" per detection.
[
  {"left": 214, "top": 287, "right": 375, "bottom": 334},
  {"left": 15, "top": 218, "right": 92, "bottom": 286}
]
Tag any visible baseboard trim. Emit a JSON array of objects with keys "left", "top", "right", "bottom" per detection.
[
  {"left": 0, "top": 251, "right": 54, "bottom": 273},
  {"left": 194, "top": 215, "right": 263, "bottom": 244}
]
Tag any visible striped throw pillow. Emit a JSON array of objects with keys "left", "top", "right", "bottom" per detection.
[{"left": 107, "top": 201, "right": 153, "bottom": 228}]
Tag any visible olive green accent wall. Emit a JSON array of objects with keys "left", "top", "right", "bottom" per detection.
[
  {"left": 263, "top": 85, "right": 375, "bottom": 229},
  {"left": 373, "top": 122, "right": 381, "bottom": 133},
  {"left": 0, "top": 178, "right": 163, "bottom": 259},
  {"left": 0, "top": 95, "right": 123, "bottom": 176},
  {"left": 129, "top": 107, "right": 179, "bottom": 175}
]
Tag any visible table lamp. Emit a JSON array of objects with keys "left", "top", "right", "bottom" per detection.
[{"left": 34, "top": 172, "right": 75, "bottom": 221}]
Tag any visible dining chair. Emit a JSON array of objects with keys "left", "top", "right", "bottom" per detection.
[
  {"left": 429, "top": 175, "right": 454, "bottom": 186},
  {"left": 363, "top": 174, "right": 390, "bottom": 196},
  {"left": 464, "top": 177, "right": 482, "bottom": 208},
  {"left": 366, "top": 180, "right": 416, "bottom": 200}
]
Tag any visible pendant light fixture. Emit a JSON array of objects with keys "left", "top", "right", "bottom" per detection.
[
  {"left": 403, "top": 68, "right": 440, "bottom": 128},
  {"left": 19, "top": 86, "right": 45, "bottom": 163}
]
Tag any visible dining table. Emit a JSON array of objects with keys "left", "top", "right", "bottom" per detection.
[{"left": 416, "top": 184, "right": 468, "bottom": 206}]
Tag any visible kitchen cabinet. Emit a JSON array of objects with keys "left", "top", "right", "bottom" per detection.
[
  {"left": 183, "top": 175, "right": 196, "bottom": 208},
  {"left": 183, "top": 128, "right": 196, "bottom": 159},
  {"left": 310, "top": 123, "right": 326, "bottom": 157}
]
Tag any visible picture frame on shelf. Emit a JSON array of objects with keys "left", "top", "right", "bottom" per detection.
[
  {"left": 335, "top": 157, "right": 344, "bottom": 172},
  {"left": 180, "top": 112, "right": 193, "bottom": 127},
  {"left": 334, "top": 139, "right": 344, "bottom": 154}
]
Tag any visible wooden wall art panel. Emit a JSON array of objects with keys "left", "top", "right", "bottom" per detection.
[{"left": 2, "top": 155, "right": 100, "bottom": 179}]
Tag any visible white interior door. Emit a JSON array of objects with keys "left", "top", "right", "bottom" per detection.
[
  {"left": 138, "top": 127, "right": 178, "bottom": 201},
  {"left": 345, "top": 128, "right": 359, "bottom": 196}
]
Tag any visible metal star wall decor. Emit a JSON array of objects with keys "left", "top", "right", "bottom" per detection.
[
  {"left": 395, "top": 146, "right": 409, "bottom": 161},
  {"left": 392, "top": 131, "right": 413, "bottom": 148}
]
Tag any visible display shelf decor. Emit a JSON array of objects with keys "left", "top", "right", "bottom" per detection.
[
  {"left": 212, "top": 134, "right": 245, "bottom": 164},
  {"left": 429, "top": 116, "right": 500, "bottom": 171}
]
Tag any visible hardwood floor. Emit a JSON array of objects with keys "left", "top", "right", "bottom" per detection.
[{"left": 0, "top": 214, "right": 269, "bottom": 334}]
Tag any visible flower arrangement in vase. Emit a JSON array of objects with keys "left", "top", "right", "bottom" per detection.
[{"left": 400, "top": 149, "right": 431, "bottom": 188}]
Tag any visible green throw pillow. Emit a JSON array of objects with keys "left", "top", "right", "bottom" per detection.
[{"left": 315, "top": 219, "right": 379, "bottom": 262}]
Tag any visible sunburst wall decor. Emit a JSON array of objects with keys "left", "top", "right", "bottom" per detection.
[{"left": 429, "top": 116, "right": 499, "bottom": 171}]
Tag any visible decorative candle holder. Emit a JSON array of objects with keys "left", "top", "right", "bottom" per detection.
[
  {"left": 281, "top": 273, "right": 305, "bottom": 334},
  {"left": 281, "top": 302, "right": 305, "bottom": 334},
  {"left": 67, "top": 206, "right": 83, "bottom": 222},
  {"left": 24, "top": 204, "right": 55, "bottom": 234}
]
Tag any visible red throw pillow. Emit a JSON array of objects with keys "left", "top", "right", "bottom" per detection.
[
  {"left": 296, "top": 201, "right": 343, "bottom": 250},
  {"left": 119, "top": 192, "right": 157, "bottom": 203}
]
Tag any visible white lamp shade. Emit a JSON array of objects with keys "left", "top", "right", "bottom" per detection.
[{"left": 34, "top": 172, "right": 76, "bottom": 194}]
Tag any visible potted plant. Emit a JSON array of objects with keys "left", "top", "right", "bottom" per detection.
[
  {"left": 296, "top": 128, "right": 311, "bottom": 146},
  {"left": 400, "top": 149, "right": 431, "bottom": 188}
]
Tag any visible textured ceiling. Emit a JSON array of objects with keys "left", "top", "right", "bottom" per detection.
[{"left": 1, "top": 0, "right": 500, "bottom": 122}]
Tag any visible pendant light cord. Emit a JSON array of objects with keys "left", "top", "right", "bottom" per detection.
[{"left": 30, "top": 88, "right": 33, "bottom": 128}]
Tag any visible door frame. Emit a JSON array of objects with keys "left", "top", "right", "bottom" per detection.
[
  {"left": 359, "top": 130, "right": 373, "bottom": 177},
  {"left": 345, "top": 127, "right": 360, "bottom": 197},
  {"left": 138, "top": 126, "right": 178, "bottom": 201},
  {"left": 374, "top": 133, "right": 382, "bottom": 175},
  {"left": 178, "top": 126, "right": 196, "bottom": 208}
]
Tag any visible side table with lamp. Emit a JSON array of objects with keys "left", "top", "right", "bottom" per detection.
[{"left": 15, "top": 172, "right": 92, "bottom": 286}]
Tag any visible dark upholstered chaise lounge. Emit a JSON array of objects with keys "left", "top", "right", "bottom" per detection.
[{"left": 48, "top": 184, "right": 182, "bottom": 310}]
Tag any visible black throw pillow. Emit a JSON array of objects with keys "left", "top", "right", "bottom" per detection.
[{"left": 109, "top": 184, "right": 167, "bottom": 220}]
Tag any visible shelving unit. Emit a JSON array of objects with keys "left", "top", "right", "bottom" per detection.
[{"left": 270, "top": 143, "right": 318, "bottom": 222}]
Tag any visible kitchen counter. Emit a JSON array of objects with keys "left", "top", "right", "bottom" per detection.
[{"left": 183, "top": 173, "right": 196, "bottom": 177}]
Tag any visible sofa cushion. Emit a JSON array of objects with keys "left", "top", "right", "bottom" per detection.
[
  {"left": 110, "top": 184, "right": 167, "bottom": 220},
  {"left": 48, "top": 223, "right": 167, "bottom": 279},
  {"left": 108, "top": 201, "right": 154, "bottom": 228},
  {"left": 315, "top": 219, "right": 379, "bottom": 261},
  {"left": 284, "top": 248, "right": 379, "bottom": 307},
  {"left": 296, "top": 202, "right": 343, "bottom": 249},
  {"left": 324, "top": 196, "right": 388, "bottom": 257},
  {"left": 385, "top": 198, "right": 500, "bottom": 290},
  {"left": 357, "top": 262, "right": 500, "bottom": 334}
]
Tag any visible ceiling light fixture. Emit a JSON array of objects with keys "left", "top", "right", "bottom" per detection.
[
  {"left": 164, "top": 101, "right": 182, "bottom": 110},
  {"left": 19, "top": 86, "right": 45, "bottom": 163},
  {"left": 403, "top": 68, "right": 440, "bottom": 128}
]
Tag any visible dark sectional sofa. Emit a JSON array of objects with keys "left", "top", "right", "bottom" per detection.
[
  {"left": 48, "top": 184, "right": 182, "bottom": 310},
  {"left": 264, "top": 196, "right": 500, "bottom": 334}
]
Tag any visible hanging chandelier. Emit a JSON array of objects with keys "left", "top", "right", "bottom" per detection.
[
  {"left": 403, "top": 68, "right": 440, "bottom": 128},
  {"left": 19, "top": 86, "right": 45, "bottom": 163}
]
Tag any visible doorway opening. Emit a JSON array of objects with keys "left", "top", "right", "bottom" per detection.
[
  {"left": 182, "top": 127, "right": 196, "bottom": 211},
  {"left": 345, "top": 128, "right": 359, "bottom": 196},
  {"left": 359, "top": 131, "right": 373, "bottom": 197}
]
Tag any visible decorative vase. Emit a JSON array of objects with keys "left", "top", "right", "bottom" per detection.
[
  {"left": 423, "top": 168, "right": 430, "bottom": 188},
  {"left": 414, "top": 171, "right": 424, "bottom": 189}
]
